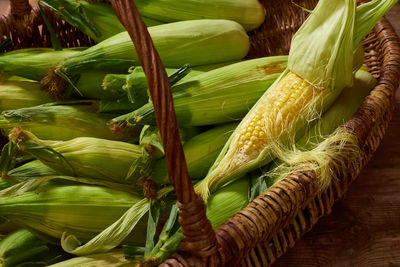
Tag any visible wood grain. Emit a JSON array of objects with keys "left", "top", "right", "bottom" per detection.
[{"left": 273, "top": 4, "right": 400, "bottom": 267}]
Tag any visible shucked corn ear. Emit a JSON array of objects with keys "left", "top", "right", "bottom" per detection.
[
  {"left": 113, "top": 56, "right": 288, "bottom": 127},
  {"left": 0, "top": 80, "right": 52, "bottom": 112},
  {"left": 9, "top": 128, "right": 144, "bottom": 184},
  {"left": 0, "top": 179, "right": 147, "bottom": 245},
  {"left": 42, "top": 20, "right": 250, "bottom": 97},
  {"left": 0, "top": 48, "right": 84, "bottom": 81},
  {"left": 0, "top": 102, "right": 137, "bottom": 141},
  {"left": 196, "top": 0, "right": 397, "bottom": 201},
  {"left": 41, "top": 0, "right": 162, "bottom": 42},
  {"left": 265, "top": 68, "right": 376, "bottom": 188}
]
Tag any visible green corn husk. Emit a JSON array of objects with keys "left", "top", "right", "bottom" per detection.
[
  {"left": 40, "top": 0, "right": 163, "bottom": 42},
  {"left": 8, "top": 128, "right": 144, "bottom": 184},
  {"left": 0, "top": 102, "right": 137, "bottom": 141},
  {"left": 112, "top": 56, "right": 288, "bottom": 127},
  {"left": 48, "top": 250, "right": 135, "bottom": 267},
  {"left": 0, "top": 229, "right": 51, "bottom": 267},
  {"left": 43, "top": 19, "right": 250, "bottom": 97},
  {"left": 265, "top": 68, "right": 376, "bottom": 187},
  {"left": 147, "top": 123, "right": 237, "bottom": 185},
  {"left": 138, "top": 125, "right": 199, "bottom": 161},
  {"left": 196, "top": 0, "right": 397, "bottom": 201},
  {"left": 0, "top": 80, "right": 52, "bottom": 112},
  {"left": 296, "top": 69, "right": 376, "bottom": 150},
  {"left": 0, "top": 48, "right": 85, "bottom": 81},
  {"left": 8, "top": 160, "right": 60, "bottom": 181},
  {"left": 145, "top": 176, "right": 250, "bottom": 264},
  {"left": 132, "top": 0, "right": 265, "bottom": 31},
  {"left": 0, "top": 179, "right": 147, "bottom": 246},
  {"left": 74, "top": 66, "right": 203, "bottom": 101}
]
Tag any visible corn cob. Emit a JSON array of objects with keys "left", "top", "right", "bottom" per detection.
[
  {"left": 0, "top": 102, "right": 137, "bottom": 141},
  {"left": 48, "top": 250, "right": 133, "bottom": 267},
  {"left": 296, "top": 69, "right": 376, "bottom": 150},
  {"left": 0, "top": 48, "right": 84, "bottom": 81},
  {"left": 146, "top": 175, "right": 251, "bottom": 264},
  {"left": 0, "top": 180, "right": 147, "bottom": 246},
  {"left": 0, "top": 80, "right": 52, "bottom": 112},
  {"left": 113, "top": 56, "right": 288, "bottom": 127},
  {"left": 138, "top": 125, "right": 199, "bottom": 160},
  {"left": 8, "top": 160, "right": 60, "bottom": 181},
  {"left": 72, "top": 66, "right": 202, "bottom": 101},
  {"left": 133, "top": 0, "right": 265, "bottom": 31},
  {"left": 41, "top": 0, "right": 163, "bottom": 42},
  {"left": 8, "top": 128, "right": 144, "bottom": 184},
  {"left": 264, "top": 69, "right": 376, "bottom": 188},
  {"left": 147, "top": 123, "right": 237, "bottom": 185},
  {"left": 42, "top": 20, "right": 250, "bottom": 97},
  {"left": 196, "top": 0, "right": 397, "bottom": 201},
  {"left": 0, "top": 229, "right": 51, "bottom": 267}
]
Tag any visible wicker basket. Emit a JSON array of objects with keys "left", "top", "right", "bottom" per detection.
[{"left": 3, "top": 0, "right": 400, "bottom": 266}]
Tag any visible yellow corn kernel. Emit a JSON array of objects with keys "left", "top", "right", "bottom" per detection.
[{"left": 227, "top": 72, "right": 320, "bottom": 168}]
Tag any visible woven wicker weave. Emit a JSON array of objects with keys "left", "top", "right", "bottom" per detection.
[{"left": 3, "top": 0, "right": 400, "bottom": 266}]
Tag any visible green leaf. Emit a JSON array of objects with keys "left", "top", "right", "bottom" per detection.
[
  {"left": 38, "top": 3, "right": 62, "bottom": 51},
  {"left": 145, "top": 201, "right": 160, "bottom": 256}
]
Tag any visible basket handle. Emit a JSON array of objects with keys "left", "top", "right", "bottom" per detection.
[
  {"left": 9, "top": 0, "right": 32, "bottom": 16},
  {"left": 109, "top": 0, "right": 222, "bottom": 264}
]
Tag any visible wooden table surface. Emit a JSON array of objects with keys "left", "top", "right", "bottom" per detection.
[
  {"left": 2, "top": 1, "right": 400, "bottom": 266},
  {"left": 273, "top": 4, "right": 400, "bottom": 267}
]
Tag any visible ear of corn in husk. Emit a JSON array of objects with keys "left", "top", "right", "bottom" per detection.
[
  {"left": 144, "top": 175, "right": 251, "bottom": 265},
  {"left": 133, "top": 0, "right": 265, "bottom": 31},
  {"left": 196, "top": 0, "right": 396, "bottom": 201},
  {"left": 0, "top": 102, "right": 137, "bottom": 141},
  {"left": 48, "top": 249, "right": 135, "bottom": 267},
  {"left": 7, "top": 160, "right": 60, "bottom": 181},
  {"left": 8, "top": 127, "right": 144, "bottom": 184},
  {"left": 265, "top": 69, "right": 376, "bottom": 188},
  {"left": 139, "top": 125, "right": 199, "bottom": 160},
  {"left": 0, "top": 48, "right": 84, "bottom": 81},
  {"left": 73, "top": 65, "right": 202, "bottom": 101},
  {"left": 42, "top": 20, "right": 250, "bottom": 97},
  {"left": 126, "top": 125, "right": 200, "bottom": 180},
  {"left": 0, "top": 178, "right": 147, "bottom": 247},
  {"left": 147, "top": 123, "right": 237, "bottom": 185},
  {"left": 296, "top": 69, "right": 375, "bottom": 150},
  {"left": 40, "top": 0, "right": 162, "bottom": 42},
  {"left": 0, "top": 229, "right": 67, "bottom": 267},
  {"left": 112, "top": 56, "right": 288, "bottom": 127},
  {"left": 0, "top": 80, "right": 52, "bottom": 112}
]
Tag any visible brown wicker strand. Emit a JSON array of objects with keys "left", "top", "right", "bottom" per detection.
[
  {"left": 10, "top": 0, "right": 32, "bottom": 16},
  {"left": 108, "top": 0, "right": 221, "bottom": 264},
  {"left": 109, "top": 0, "right": 196, "bottom": 203}
]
